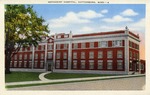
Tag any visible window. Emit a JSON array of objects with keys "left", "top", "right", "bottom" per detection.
[
  {"left": 117, "top": 50, "right": 123, "bottom": 58},
  {"left": 29, "top": 61, "right": 32, "bottom": 68},
  {"left": 19, "top": 61, "right": 22, "bottom": 67},
  {"left": 64, "top": 44, "right": 68, "bottom": 49},
  {"left": 40, "top": 61, "right": 44, "bottom": 68},
  {"left": 98, "top": 51, "right": 103, "bottom": 58},
  {"left": 107, "top": 51, "right": 112, "bottom": 58},
  {"left": 19, "top": 54, "right": 22, "bottom": 60},
  {"left": 129, "top": 41, "right": 132, "bottom": 48},
  {"left": 35, "top": 46, "right": 38, "bottom": 51},
  {"left": 63, "top": 60, "right": 67, "bottom": 68},
  {"left": 89, "top": 60, "right": 94, "bottom": 69},
  {"left": 20, "top": 48, "right": 22, "bottom": 51},
  {"left": 63, "top": 52, "right": 67, "bottom": 59},
  {"left": 14, "top": 61, "right": 17, "bottom": 67},
  {"left": 64, "top": 35, "right": 68, "bottom": 38},
  {"left": 81, "top": 52, "right": 85, "bottom": 59},
  {"left": 56, "top": 60, "right": 60, "bottom": 68},
  {"left": 90, "top": 42, "right": 94, "bottom": 48},
  {"left": 24, "top": 48, "right": 28, "bottom": 51},
  {"left": 81, "top": 60, "right": 85, "bottom": 69},
  {"left": 24, "top": 61, "right": 27, "bottom": 67},
  {"left": 89, "top": 51, "right": 94, "bottom": 59},
  {"left": 107, "top": 60, "right": 113, "bottom": 69},
  {"left": 30, "top": 47, "right": 32, "bottom": 51},
  {"left": 57, "top": 35, "right": 61, "bottom": 38},
  {"left": 34, "top": 61, "right": 38, "bottom": 68},
  {"left": 29, "top": 54, "right": 32, "bottom": 59},
  {"left": 141, "top": 64, "right": 144, "bottom": 70},
  {"left": 112, "top": 40, "right": 122, "bottom": 47},
  {"left": 41, "top": 53, "right": 44, "bottom": 59},
  {"left": 48, "top": 45, "right": 53, "bottom": 50},
  {"left": 130, "top": 51, "right": 132, "bottom": 59},
  {"left": 99, "top": 41, "right": 108, "bottom": 47},
  {"left": 35, "top": 53, "right": 38, "bottom": 59},
  {"left": 41, "top": 45, "right": 44, "bottom": 50},
  {"left": 10, "top": 61, "right": 12, "bottom": 67},
  {"left": 98, "top": 60, "right": 103, "bottom": 69},
  {"left": 73, "top": 43, "right": 78, "bottom": 49},
  {"left": 49, "top": 39, "right": 52, "bottom": 42},
  {"left": 24, "top": 54, "right": 27, "bottom": 60},
  {"left": 57, "top": 44, "right": 60, "bottom": 49},
  {"left": 81, "top": 43, "right": 85, "bottom": 48},
  {"left": 73, "top": 52, "right": 77, "bottom": 59},
  {"left": 117, "top": 60, "right": 123, "bottom": 70},
  {"left": 73, "top": 60, "right": 77, "bottom": 69},
  {"left": 56, "top": 52, "right": 60, "bottom": 59},
  {"left": 48, "top": 53, "right": 53, "bottom": 59},
  {"left": 14, "top": 55, "right": 17, "bottom": 60}
]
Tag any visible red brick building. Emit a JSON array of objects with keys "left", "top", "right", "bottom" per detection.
[{"left": 10, "top": 27, "right": 145, "bottom": 74}]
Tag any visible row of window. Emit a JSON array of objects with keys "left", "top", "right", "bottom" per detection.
[
  {"left": 129, "top": 41, "right": 139, "bottom": 50},
  {"left": 13, "top": 53, "right": 53, "bottom": 60},
  {"left": 56, "top": 40, "right": 123, "bottom": 50},
  {"left": 129, "top": 51, "right": 139, "bottom": 59},
  {"left": 10, "top": 61, "right": 44, "bottom": 68},
  {"left": 55, "top": 60, "right": 123, "bottom": 70},
  {"left": 56, "top": 50, "right": 123, "bottom": 59}
]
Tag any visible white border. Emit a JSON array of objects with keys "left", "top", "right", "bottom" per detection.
[{"left": 0, "top": 0, "right": 149, "bottom": 95}]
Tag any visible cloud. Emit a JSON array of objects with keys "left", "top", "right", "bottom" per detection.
[
  {"left": 48, "top": 10, "right": 104, "bottom": 28},
  {"left": 80, "top": 26, "right": 94, "bottom": 32},
  {"left": 102, "top": 15, "right": 133, "bottom": 23},
  {"left": 78, "top": 10, "right": 103, "bottom": 19},
  {"left": 121, "top": 9, "right": 138, "bottom": 16},
  {"left": 101, "top": 9, "right": 108, "bottom": 14}
]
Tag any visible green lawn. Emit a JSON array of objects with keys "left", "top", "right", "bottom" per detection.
[
  {"left": 44, "top": 73, "right": 117, "bottom": 80},
  {"left": 5, "top": 72, "right": 41, "bottom": 83}
]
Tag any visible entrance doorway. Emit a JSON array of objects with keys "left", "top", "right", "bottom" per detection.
[{"left": 47, "top": 60, "right": 53, "bottom": 71}]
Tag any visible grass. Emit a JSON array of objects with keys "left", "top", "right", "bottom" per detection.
[
  {"left": 5, "top": 72, "right": 41, "bottom": 83},
  {"left": 44, "top": 72, "right": 117, "bottom": 80},
  {"left": 6, "top": 75, "right": 145, "bottom": 88}
]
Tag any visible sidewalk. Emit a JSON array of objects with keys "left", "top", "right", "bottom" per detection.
[{"left": 6, "top": 73, "right": 145, "bottom": 87}]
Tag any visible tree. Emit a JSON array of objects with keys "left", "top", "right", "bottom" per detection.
[{"left": 5, "top": 5, "right": 49, "bottom": 74}]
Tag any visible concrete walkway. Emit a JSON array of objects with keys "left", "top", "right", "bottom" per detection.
[
  {"left": 6, "top": 72, "right": 145, "bottom": 87},
  {"left": 38, "top": 71, "right": 51, "bottom": 81}
]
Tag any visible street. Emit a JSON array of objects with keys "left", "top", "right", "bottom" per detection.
[{"left": 9, "top": 77, "right": 145, "bottom": 90}]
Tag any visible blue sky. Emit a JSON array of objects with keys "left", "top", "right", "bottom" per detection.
[
  {"left": 31, "top": 4, "right": 145, "bottom": 59},
  {"left": 32, "top": 4, "right": 145, "bottom": 35}
]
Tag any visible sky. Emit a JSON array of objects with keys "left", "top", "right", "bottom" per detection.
[{"left": 32, "top": 4, "right": 145, "bottom": 59}]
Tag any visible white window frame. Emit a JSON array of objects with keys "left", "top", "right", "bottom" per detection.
[
  {"left": 117, "top": 50, "right": 123, "bottom": 58},
  {"left": 81, "top": 60, "right": 85, "bottom": 69},
  {"left": 64, "top": 44, "right": 67, "bottom": 49},
  {"left": 81, "top": 43, "right": 86, "bottom": 48},
  {"left": 112, "top": 40, "right": 122, "bottom": 47},
  {"left": 117, "top": 60, "right": 123, "bottom": 70},
  {"left": 89, "top": 60, "right": 94, "bottom": 69},
  {"left": 56, "top": 60, "right": 60, "bottom": 68},
  {"left": 73, "top": 52, "right": 77, "bottom": 59},
  {"left": 14, "top": 61, "right": 17, "bottom": 67},
  {"left": 73, "top": 60, "right": 77, "bottom": 69},
  {"left": 41, "top": 53, "right": 44, "bottom": 59},
  {"left": 81, "top": 52, "right": 85, "bottom": 59},
  {"left": 64, "top": 34, "right": 68, "bottom": 38},
  {"left": 14, "top": 55, "right": 17, "bottom": 60},
  {"left": 41, "top": 45, "right": 44, "bottom": 50},
  {"left": 63, "top": 60, "right": 67, "bottom": 68},
  {"left": 89, "top": 51, "right": 94, "bottom": 59},
  {"left": 57, "top": 35, "right": 61, "bottom": 39},
  {"left": 57, "top": 44, "right": 60, "bottom": 49},
  {"left": 48, "top": 44, "right": 53, "bottom": 50},
  {"left": 73, "top": 43, "right": 78, "bottom": 49},
  {"left": 56, "top": 52, "right": 60, "bottom": 59},
  {"left": 107, "top": 51, "right": 113, "bottom": 58},
  {"left": 99, "top": 41, "right": 108, "bottom": 47},
  {"left": 24, "top": 61, "right": 27, "bottom": 67},
  {"left": 19, "top": 54, "right": 22, "bottom": 60},
  {"left": 63, "top": 52, "right": 67, "bottom": 59},
  {"left": 29, "top": 61, "right": 32, "bottom": 68},
  {"left": 90, "top": 42, "right": 94, "bottom": 48},
  {"left": 107, "top": 60, "right": 113, "bottom": 69},
  {"left": 35, "top": 53, "right": 38, "bottom": 59},
  {"left": 40, "top": 61, "right": 44, "bottom": 68},
  {"left": 34, "top": 61, "right": 38, "bottom": 68},
  {"left": 98, "top": 60, "right": 103, "bottom": 69},
  {"left": 19, "top": 61, "right": 22, "bottom": 67},
  {"left": 48, "top": 52, "right": 53, "bottom": 59},
  {"left": 24, "top": 54, "right": 27, "bottom": 60},
  {"left": 98, "top": 51, "right": 103, "bottom": 58}
]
